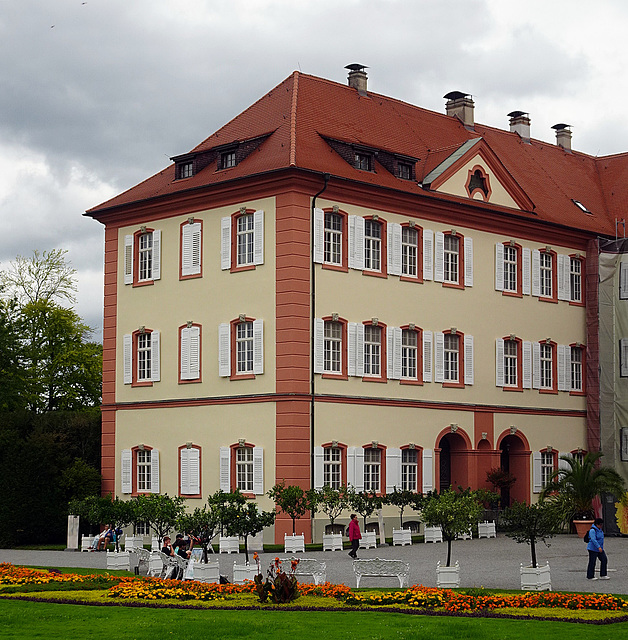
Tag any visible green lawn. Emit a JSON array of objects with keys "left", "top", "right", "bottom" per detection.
[{"left": 1, "top": 600, "right": 627, "bottom": 640}]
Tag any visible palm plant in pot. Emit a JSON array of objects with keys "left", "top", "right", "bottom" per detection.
[{"left": 540, "top": 451, "right": 626, "bottom": 536}]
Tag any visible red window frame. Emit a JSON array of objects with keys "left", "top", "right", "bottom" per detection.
[
  {"left": 539, "top": 340, "right": 558, "bottom": 394},
  {"left": 363, "top": 216, "right": 388, "bottom": 278},
  {"left": 321, "top": 441, "right": 348, "bottom": 488},
  {"left": 179, "top": 218, "right": 203, "bottom": 281},
  {"left": 569, "top": 254, "right": 585, "bottom": 307},
  {"left": 230, "top": 208, "right": 257, "bottom": 273},
  {"left": 131, "top": 328, "right": 154, "bottom": 388},
  {"left": 502, "top": 336, "right": 523, "bottom": 392},
  {"left": 229, "top": 441, "right": 256, "bottom": 498},
  {"left": 178, "top": 323, "right": 202, "bottom": 384},
  {"left": 400, "top": 444, "right": 423, "bottom": 493},
  {"left": 501, "top": 241, "right": 523, "bottom": 298},
  {"left": 539, "top": 249, "right": 558, "bottom": 303},
  {"left": 322, "top": 208, "right": 349, "bottom": 273},
  {"left": 400, "top": 223, "right": 423, "bottom": 283},
  {"left": 230, "top": 316, "right": 257, "bottom": 380},
  {"left": 321, "top": 316, "right": 348, "bottom": 380},
  {"left": 442, "top": 231, "right": 465, "bottom": 290},
  {"left": 362, "top": 320, "right": 387, "bottom": 383},
  {"left": 133, "top": 227, "right": 155, "bottom": 287},
  {"left": 400, "top": 324, "right": 423, "bottom": 385},
  {"left": 362, "top": 443, "right": 387, "bottom": 496},
  {"left": 569, "top": 342, "right": 586, "bottom": 396},
  {"left": 442, "top": 329, "right": 465, "bottom": 389},
  {"left": 131, "top": 445, "right": 154, "bottom": 496}
]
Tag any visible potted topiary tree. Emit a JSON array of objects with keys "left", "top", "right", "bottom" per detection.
[
  {"left": 309, "top": 485, "right": 349, "bottom": 550},
  {"left": 420, "top": 489, "right": 482, "bottom": 587},
  {"left": 268, "top": 481, "right": 312, "bottom": 536},
  {"left": 501, "top": 499, "right": 562, "bottom": 590},
  {"left": 541, "top": 451, "right": 626, "bottom": 537},
  {"left": 347, "top": 489, "right": 381, "bottom": 548}
]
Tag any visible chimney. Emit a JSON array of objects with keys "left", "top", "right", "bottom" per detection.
[
  {"left": 345, "top": 63, "right": 368, "bottom": 95},
  {"left": 552, "top": 123, "right": 572, "bottom": 152},
  {"left": 444, "top": 91, "right": 474, "bottom": 130},
  {"left": 508, "top": 111, "right": 531, "bottom": 143}
]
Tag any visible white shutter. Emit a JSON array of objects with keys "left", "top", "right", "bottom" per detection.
[
  {"left": 150, "top": 449, "right": 160, "bottom": 494},
  {"left": 423, "top": 229, "right": 434, "bottom": 281},
  {"left": 180, "top": 328, "right": 191, "bottom": 380},
  {"left": 314, "top": 318, "right": 324, "bottom": 374},
  {"left": 123, "top": 334, "right": 132, "bottom": 384},
  {"left": 620, "top": 262, "right": 628, "bottom": 300},
  {"left": 253, "top": 319, "right": 264, "bottom": 375},
  {"left": 188, "top": 326, "right": 200, "bottom": 380},
  {"left": 121, "top": 449, "right": 132, "bottom": 494},
  {"left": 422, "top": 449, "right": 433, "bottom": 493},
  {"left": 152, "top": 230, "right": 161, "bottom": 281},
  {"left": 313, "top": 446, "right": 324, "bottom": 490},
  {"left": 422, "top": 330, "right": 433, "bottom": 382},
  {"left": 558, "top": 344, "right": 568, "bottom": 391},
  {"left": 522, "top": 247, "right": 531, "bottom": 295},
  {"left": 558, "top": 254, "right": 569, "bottom": 301},
  {"left": 523, "top": 340, "right": 532, "bottom": 389},
  {"left": 253, "top": 210, "right": 264, "bottom": 265},
  {"left": 253, "top": 447, "right": 264, "bottom": 494},
  {"left": 464, "top": 237, "right": 473, "bottom": 287},
  {"left": 464, "top": 334, "right": 474, "bottom": 385},
  {"left": 532, "top": 341, "right": 541, "bottom": 389},
  {"left": 124, "top": 235, "right": 133, "bottom": 285},
  {"left": 218, "top": 323, "right": 231, "bottom": 377},
  {"left": 621, "top": 338, "right": 628, "bottom": 377},
  {"left": 219, "top": 447, "right": 231, "bottom": 492},
  {"left": 313, "top": 208, "right": 324, "bottom": 264},
  {"left": 434, "top": 231, "right": 444, "bottom": 282},
  {"left": 387, "top": 222, "right": 402, "bottom": 276},
  {"left": 220, "top": 217, "right": 231, "bottom": 270},
  {"left": 532, "top": 249, "right": 540, "bottom": 297},
  {"left": 495, "top": 243, "right": 504, "bottom": 291},
  {"left": 386, "top": 448, "right": 402, "bottom": 494},
  {"left": 355, "top": 323, "right": 365, "bottom": 378},
  {"left": 348, "top": 322, "right": 357, "bottom": 377},
  {"left": 387, "top": 327, "right": 401, "bottom": 380},
  {"left": 182, "top": 222, "right": 202, "bottom": 277},
  {"left": 188, "top": 448, "right": 200, "bottom": 495},
  {"left": 435, "top": 331, "right": 444, "bottom": 383},
  {"left": 180, "top": 448, "right": 190, "bottom": 494},
  {"left": 354, "top": 447, "right": 364, "bottom": 493},
  {"left": 150, "top": 331, "right": 160, "bottom": 382},
  {"left": 346, "top": 447, "right": 356, "bottom": 489},
  {"left": 348, "top": 215, "right": 365, "bottom": 271},
  {"left": 532, "top": 451, "right": 542, "bottom": 493},
  {"left": 496, "top": 338, "right": 504, "bottom": 387},
  {"left": 393, "top": 327, "right": 402, "bottom": 380}
]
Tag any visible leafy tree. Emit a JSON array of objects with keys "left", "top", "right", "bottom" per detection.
[
  {"left": 347, "top": 489, "right": 381, "bottom": 531},
  {"left": 100, "top": 497, "right": 133, "bottom": 552},
  {"left": 309, "top": 485, "right": 349, "bottom": 531},
  {"left": 0, "top": 298, "right": 25, "bottom": 411},
  {"left": 176, "top": 491, "right": 226, "bottom": 563},
  {"left": 421, "top": 489, "right": 482, "bottom": 567},
  {"left": 502, "top": 500, "right": 563, "bottom": 568},
  {"left": 268, "top": 482, "right": 312, "bottom": 535},
  {"left": 222, "top": 490, "right": 275, "bottom": 563},
  {"left": 61, "top": 458, "right": 102, "bottom": 502},
  {"left": 384, "top": 489, "right": 422, "bottom": 528},
  {"left": 142, "top": 494, "right": 186, "bottom": 546}
]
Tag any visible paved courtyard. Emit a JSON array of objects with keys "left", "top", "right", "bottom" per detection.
[{"left": 1, "top": 534, "right": 626, "bottom": 594}]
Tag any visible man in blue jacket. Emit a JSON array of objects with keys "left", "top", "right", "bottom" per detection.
[{"left": 586, "top": 518, "right": 609, "bottom": 580}]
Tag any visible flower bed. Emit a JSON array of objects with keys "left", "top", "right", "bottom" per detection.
[{"left": 0, "top": 563, "right": 123, "bottom": 587}]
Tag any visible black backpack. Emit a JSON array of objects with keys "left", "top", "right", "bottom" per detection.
[{"left": 584, "top": 530, "right": 590, "bottom": 543}]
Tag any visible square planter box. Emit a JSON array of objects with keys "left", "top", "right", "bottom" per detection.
[
  {"left": 359, "top": 531, "right": 377, "bottom": 549},
  {"left": 436, "top": 561, "right": 460, "bottom": 588},
  {"left": 478, "top": 521, "right": 496, "bottom": 539},
  {"left": 233, "top": 562, "right": 260, "bottom": 584},
  {"left": 189, "top": 560, "right": 220, "bottom": 583},
  {"left": 124, "top": 535, "right": 144, "bottom": 551},
  {"left": 219, "top": 536, "right": 240, "bottom": 554},
  {"left": 106, "top": 550, "right": 131, "bottom": 571},
  {"left": 424, "top": 526, "right": 443, "bottom": 543},
  {"left": 392, "top": 528, "right": 412, "bottom": 546},
  {"left": 322, "top": 533, "right": 343, "bottom": 551},
  {"left": 284, "top": 533, "right": 305, "bottom": 553},
  {"left": 520, "top": 563, "right": 551, "bottom": 591}
]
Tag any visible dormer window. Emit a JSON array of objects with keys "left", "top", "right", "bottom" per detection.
[
  {"left": 354, "top": 152, "right": 372, "bottom": 171},
  {"left": 180, "top": 162, "right": 193, "bottom": 179},
  {"left": 221, "top": 151, "right": 237, "bottom": 170},
  {"left": 397, "top": 162, "right": 412, "bottom": 180}
]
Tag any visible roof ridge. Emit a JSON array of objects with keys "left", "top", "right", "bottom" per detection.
[{"left": 290, "top": 71, "right": 299, "bottom": 166}]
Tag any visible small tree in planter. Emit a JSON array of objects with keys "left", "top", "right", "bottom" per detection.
[
  {"left": 268, "top": 481, "right": 312, "bottom": 535},
  {"left": 101, "top": 496, "right": 132, "bottom": 552},
  {"left": 142, "top": 494, "right": 186, "bottom": 547},
  {"left": 501, "top": 499, "right": 562, "bottom": 568},
  {"left": 347, "top": 489, "right": 381, "bottom": 532},
  {"left": 384, "top": 489, "right": 423, "bottom": 529},
  {"left": 176, "top": 497, "right": 223, "bottom": 564},
  {"left": 223, "top": 490, "right": 276, "bottom": 563},
  {"left": 309, "top": 485, "right": 349, "bottom": 533},
  {"left": 421, "top": 489, "right": 482, "bottom": 567}
]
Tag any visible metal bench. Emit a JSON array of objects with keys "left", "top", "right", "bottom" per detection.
[
  {"left": 352, "top": 558, "right": 409, "bottom": 588},
  {"left": 282, "top": 557, "right": 327, "bottom": 585}
]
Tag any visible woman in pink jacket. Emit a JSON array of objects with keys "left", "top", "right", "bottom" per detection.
[{"left": 348, "top": 513, "right": 361, "bottom": 559}]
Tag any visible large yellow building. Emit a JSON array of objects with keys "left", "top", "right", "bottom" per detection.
[{"left": 87, "top": 66, "right": 623, "bottom": 542}]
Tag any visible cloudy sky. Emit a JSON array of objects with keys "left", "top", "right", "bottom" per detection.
[{"left": 2, "top": 0, "right": 627, "bottom": 338}]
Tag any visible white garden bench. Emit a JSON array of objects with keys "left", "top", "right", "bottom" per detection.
[
  {"left": 129, "top": 547, "right": 151, "bottom": 575},
  {"left": 158, "top": 551, "right": 188, "bottom": 580},
  {"left": 352, "top": 558, "right": 409, "bottom": 588},
  {"left": 423, "top": 525, "right": 443, "bottom": 543},
  {"left": 219, "top": 535, "right": 240, "bottom": 554},
  {"left": 284, "top": 533, "right": 305, "bottom": 553},
  {"left": 283, "top": 557, "right": 326, "bottom": 585},
  {"left": 392, "top": 528, "right": 412, "bottom": 546},
  {"left": 478, "top": 521, "right": 496, "bottom": 538},
  {"left": 359, "top": 531, "right": 377, "bottom": 549}
]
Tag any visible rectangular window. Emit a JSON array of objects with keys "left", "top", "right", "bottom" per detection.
[
  {"left": 324, "top": 321, "right": 342, "bottom": 374},
  {"left": 180, "top": 162, "right": 193, "bottom": 178},
  {"left": 401, "top": 227, "right": 418, "bottom": 278},
  {"left": 355, "top": 152, "right": 372, "bottom": 171},
  {"left": 364, "top": 325, "right": 381, "bottom": 377},
  {"left": 236, "top": 447, "right": 254, "bottom": 492},
  {"left": 398, "top": 162, "right": 412, "bottom": 180},
  {"left": 444, "top": 333, "right": 459, "bottom": 382},
  {"left": 401, "top": 449, "right": 417, "bottom": 492},
  {"left": 138, "top": 232, "right": 153, "bottom": 281},
  {"left": 570, "top": 257, "right": 582, "bottom": 303},
  {"left": 236, "top": 322, "right": 254, "bottom": 374},
  {"left": 571, "top": 346, "right": 583, "bottom": 392},
  {"left": 443, "top": 234, "right": 459, "bottom": 284},
  {"left": 540, "top": 451, "right": 554, "bottom": 487},
  {"left": 323, "top": 448, "right": 341, "bottom": 490},
  {"left": 236, "top": 214, "right": 255, "bottom": 266},
  {"left": 401, "top": 329, "right": 417, "bottom": 379},
  {"left": 221, "top": 151, "right": 236, "bottom": 169},
  {"left": 137, "top": 449, "right": 152, "bottom": 492},
  {"left": 364, "top": 220, "right": 381, "bottom": 271},
  {"left": 503, "top": 245, "right": 518, "bottom": 292},
  {"left": 504, "top": 339, "right": 518, "bottom": 387},
  {"left": 363, "top": 448, "right": 381, "bottom": 493},
  {"left": 540, "top": 252, "right": 553, "bottom": 298},
  {"left": 137, "top": 333, "right": 152, "bottom": 381},
  {"left": 324, "top": 212, "right": 342, "bottom": 265},
  {"left": 540, "top": 343, "right": 553, "bottom": 389}
]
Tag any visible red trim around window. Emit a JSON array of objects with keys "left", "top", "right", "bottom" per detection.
[
  {"left": 442, "top": 230, "right": 465, "bottom": 290},
  {"left": 179, "top": 218, "right": 203, "bottom": 281},
  {"left": 442, "top": 329, "right": 465, "bottom": 389},
  {"left": 230, "top": 208, "right": 257, "bottom": 273},
  {"left": 229, "top": 442, "right": 255, "bottom": 498},
  {"left": 178, "top": 323, "right": 202, "bottom": 384},
  {"left": 539, "top": 340, "right": 558, "bottom": 394},
  {"left": 399, "top": 223, "right": 423, "bottom": 283},
  {"left": 399, "top": 324, "right": 423, "bottom": 385},
  {"left": 322, "top": 209, "right": 349, "bottom": 273},
  {"left": 321, "top": 441, "right": 348, "bottom": 487},
  {"left": 362, "top": 216, "right": 388, "bottom": 278},
  {"left": 177, "top": 443, "right": 202, "bottom": 498},
  {"left": 539, "top": 249, "right": 558, "bottom": 303},
  {"left": 230, "top": 316, "right": 256, "bottom": 380},
  {"left": 131, "top": 445, "right": 153, "bottom": 496},
  {"left": 132, "top": 228, "right": 155, "bottom": 287},
  {"left": 362, "top": 320, "right": 387, "bottom": 383},
  {"left": 131, "top": 328, "right": 154, "bottom": 387},
  {"left": 501, "top": 241, "right": 523, "bottom": 298},
  {"left": 569, "top": 342, "right": 586, "bottom": 396},
  {"left": 465, "top": 165, "right": 493, "bottom": 202},
  {"left": 321, "top": 316, "right": 348, "bottom": 380},
  {"left": 569, "top": 254, "right": 585, "bottom": 307},
  {"left": 502, "top": 335, "right": 523, "bottom": 392},
  {"left": 362, "top": 443, "right": 387, "bottom": 496},
  {"left": 400, "top": 444, "right": 423, "bottom": 493}
]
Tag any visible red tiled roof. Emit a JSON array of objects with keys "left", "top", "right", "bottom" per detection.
[{"left": 87, "top": 71, "right": 625, "bottom": 236}]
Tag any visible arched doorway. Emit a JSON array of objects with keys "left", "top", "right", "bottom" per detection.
[
  {"left": 437, "top": 431, "right": 471, "bottom": 491},
  {"left": 498, "top": 433, "right": 529, "bottom": 505}
]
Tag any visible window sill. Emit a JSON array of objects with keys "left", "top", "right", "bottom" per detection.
[
  {"left": 230, "top": 373, "right": 256, "bottom": 381},
  {"left": 442, "top": 381, "right": 464, "bottom": 389},
  {"left": 322, "top": 372, "right": 348, "bottom": 380},
  {"left": 322, "top": 263, "right": 348, "bottom": 273},
  {"left": 400, "top": 275, "right": 423, "bottom": 284},
  {"left": 179, "top": 378, "right": 202, "bottom": 384},
  {"left": 362, "top": 270, "right": 387, "bottom": 279},
  {"left": 179, "top": 492, "right": 202, "bottom": 499},
  {"left": 132, "top": 280, "right": 154, "bottom": 288},
  {"left": 539, "top": 388, "right": 558, "bottom": 395},
  {"left": 400, "top": 379, "right": 423, "bottom": 386},
  {"left": 442, "top": 281, "right": 464, "bottom": 290},
  {"left": 180, "top": 273, "right": 202, "bottom": 281},
  {"left": 502, "top": 290, "right": 523, "bottom": 298},
  {"left": 569, "top": 390, "right": 586, "bottom": 397},
  {"left": 569, "top": 300, "right": 585, "bottom": 307},
  {"left": 131, "top": 381, "right": 153, "bottom": 388},
  {"left": 362, "top": 376, "right": 387, "bottom": 383},
  {"left": 503, "top": 386, "right": 523, "bottom": 392},
  {"left": 230, "top": 264, "right": 256, "bottom": 273},
  {"left": 538, "top": 296, "right": 558, "bottom": 304}
]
